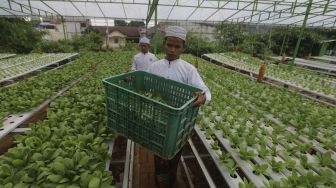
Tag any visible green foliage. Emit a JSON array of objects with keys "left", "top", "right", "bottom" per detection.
[
  {"left": 270, "top": 27, "right": 326, "bottom": 57},
  {"left": 282, "top": 170, "right": 336, "bottom": 187},
  {"left": 238, "top": 144, "right": 256, "bottom": 160},
  {"left": 0, "top": 18, "right": 45, "bottom": 53},
  {"left": 119, "top": 42, "right": 138, "bottom": 52},
  {"left": 149, "top": 31, "right": 165, "bottom": 54},
  {"left": 128, "top": 21, "right": 145, "bottom": 27},
  {"left": 239, "top": 178, "right": 256, "bottom": 188},
  {"left": 0, "top": 52, "right": 131, "bottom": 186},
  {"left": 270, "top": 158, "right": 286, "bottom": 172},
  {"left": 215, "top": 22, "right": 336, "bottom": 57},
  {"left": 34, "top": 40, "right": 74, "bottom": 53},
  {"left": 81, "top": 26, "right": 100, "bottom": 35},
  {"left": 191, "top": 54, "right": 336, "bottom": 187},
  {"left": 0, "top": 54, "right": 90, "bottom": 121},
  {"left": 215, "top": 22, "right": 247, "bottom": 52},
  {"left": 241, "top": 33, "right": 273, "bottom": 57},
  {"left": 150, "top": 31, "right": 219, "bottom": 56},
  {"left": 211, "top": 140, "right": 220, "bottom": 150},
  {"left": 253, "top": 164, "right": 269, "bottom": 176},
  {"left": 114, "top": 20, "right": 144, "bottom": 27},
  {"left": 33, "top": 26, "right": 103, "bottom": 53},
  {"left": 114, "top": 20, "right": 127, "bottom": 26},
  {"left": 185, "top": 33, "right": 220, "bottom": 56},
  {"left": 72, "top": 30, "right": 104, "bottom": 52},
  {"left": 317, "top": 152, "right": 335, "bottom": 168}
]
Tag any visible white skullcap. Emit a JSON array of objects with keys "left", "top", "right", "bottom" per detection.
[
  {"left": 139, "top": 37, "right": 150, "bottom": 44},
  {"left": 165, "top": 26, "right": 187, "bottom": 41}
]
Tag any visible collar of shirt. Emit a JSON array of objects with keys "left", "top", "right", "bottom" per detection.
[{"left": 164, "top": 58, "right": 180, "bottom": 64}]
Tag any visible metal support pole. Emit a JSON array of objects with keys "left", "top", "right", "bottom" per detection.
[
  {"left": 146, "top": 0, "right": 158, "bottom": 26},
  {"left": 7, "top": 0, "right": 12, "bottom": 9},
  {"left": 154, "top": 3, "right": 158, "bottom": 54},
  {"left": 251, "top": 0, "right": 258, "bottom": 22},
  {"left": 61, "top": 16, "right": 67, "bottom": 40},
  {"left": 146, "top": 0, "right": 151, "bottom": 30},
  {"left": 323, "top": 0, "right": 330, "bottom": 14},
  {"left": 292, "top": 0, "right": 313, "bottom": 64},
  {"left": 28, "top": 0, "right": 32, "bottom": 14},
  {"left": 279, "top": 25, "right": 289, "bottom": 56}
]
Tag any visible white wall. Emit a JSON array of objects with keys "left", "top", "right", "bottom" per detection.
[{"left": 66, "top": 22, "right": 83, "bottom": 39}]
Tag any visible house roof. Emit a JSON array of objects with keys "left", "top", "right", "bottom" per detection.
[
  {"left": 93, "top": 26, "right": 140, "bottom": 38},
  {"left": 108, "top": 30, "right": 127, "bottom": 38}
]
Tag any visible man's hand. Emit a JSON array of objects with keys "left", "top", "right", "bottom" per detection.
[{"left": 193, "top": 92, "right": 206, "bottom": 107}]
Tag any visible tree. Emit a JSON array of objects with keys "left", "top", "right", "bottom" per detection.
[
  {"left": 34, "top": 40, "right": 74, "bottom": 53},
  {"left": 241, "top": 32, "right": 272, "bottom": 57},
  {"left": 215, "top": 22, "right": 247, "bottom": 52},
  {"left": 270, "top": 27, "right": 326, "bottom": 57},
  {"left": 81, "top": 25, "right": 100, "bottom": 34},
  {"left": 115, "top": 20, "right": 127, "bottom": 26},
  {"left": 128, "top": 21, "right": 145, "bottom": 27},
  {"left": 0, "top": 18, "right": 45, "bottom": 53},
  {"left": 72, "top": 27, "right": 104, "bottom": 52},
  {"left": 185, "top": 33, "right": 219, "bottom": 56}
]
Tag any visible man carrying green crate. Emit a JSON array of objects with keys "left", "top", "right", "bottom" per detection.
[
  {"left": 131, "top": 37, "right": 158, "bottom": 71},
  {"left": 147, "top": 26, "right": 211, "bottom": 188}
]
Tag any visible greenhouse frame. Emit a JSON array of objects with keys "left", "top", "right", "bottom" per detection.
[{"left": 0, "top": 0, "right": 335, "bottom": 27}]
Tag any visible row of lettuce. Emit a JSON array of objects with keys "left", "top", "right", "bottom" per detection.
[
  {"left": 184, "top": 55, "right": 335, "bottom": 188},
  {"left": 0, "top": 52, "right": 133, "bottom": 187},
  {"left": 0, "top": 54, "right": 88, "bottom": 123},
  {"left": 205, "top": 52, "right": 336, "bottom": 98},
  {"left": 0, "top": 53, "right": 77, "bottom": 81}
]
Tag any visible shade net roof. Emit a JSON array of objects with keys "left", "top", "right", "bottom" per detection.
[{"left": 0, "top": 0, "right": 335, "bottom": 28}]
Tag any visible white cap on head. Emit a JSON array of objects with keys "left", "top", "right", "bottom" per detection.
[
  {"left": 165, "top": 26, "right": 187, "bottom": 41},
  {"left": 139, "top": 37, "right": 150, "bottom": 45}
]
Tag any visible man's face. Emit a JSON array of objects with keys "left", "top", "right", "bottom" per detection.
[
  {"left": 139, "top": 43, "right": 149, "bottom": 53},
  {"left": 164, "top": 37, "right": 185, "bottom": 61}
]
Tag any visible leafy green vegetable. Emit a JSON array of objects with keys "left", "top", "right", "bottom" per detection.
[
  {"left": 239, "top": 178, "right": 256, "bottom": 188},
  {"left": 88, "top": 177, "right": 101, "bottom": 188},
  {"left": 238, "top": 144, "right": 256, "bottom": 160},
  {"left": 211, "top": 140, "right": 220, "bottom": 150},
  {"left": 253, "top": 164, "right": 269, "bottom": 176},
  {"left": 0, "top": 52, "right": 127, "bottom": 186},
  {"left": 270, "top": 158, "right": 285, "bottom": 172},
  {"left": 317, "top": 152, "right": 335, "bottom": 168}
]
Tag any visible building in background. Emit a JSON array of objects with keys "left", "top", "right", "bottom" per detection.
[
  {"left": 37, "top": 18, "right": 87, "bottom": 40},
  {"left": 38, "top": 21, "right": 64, "bottom": 41},
  {"left": 94, "top": 26, "right": 140, "bottom": 48},
  {"left": 65, "top": 21, "right": 87, "bottom": 38}
]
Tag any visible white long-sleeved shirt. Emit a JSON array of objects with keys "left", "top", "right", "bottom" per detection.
[
  {"left": 147, "top": 58, "right": 211, "bottom": 104},
  {"left": 131, "top": 52, "right": 158, "bottom": 71}
]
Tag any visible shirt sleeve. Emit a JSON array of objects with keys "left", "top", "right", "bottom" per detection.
[
  {"left": 153, "top": 54, "right": 158, "bottom": 62},
  {"left": 189, "top": 68, "right": 212, "bottom": 105},
  {"left": 131, "top": 56, "right": 137, "bottom": 71}
]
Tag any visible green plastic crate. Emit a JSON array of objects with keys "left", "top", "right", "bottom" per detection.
[{"left": 103, "top": 71, "right": 202, "bottom": 159}]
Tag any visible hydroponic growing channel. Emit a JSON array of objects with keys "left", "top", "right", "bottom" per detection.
[{"left": 0, "top": 53, "right": 78, "bottom": 85}]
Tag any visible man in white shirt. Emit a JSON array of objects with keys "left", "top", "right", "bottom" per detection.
[
  {"left": 147, "top": 26, "right": 211, "bottom": 188},
  {"left": 131, "top": 37, "right": 158, "bottom": 71}
]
